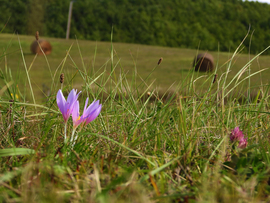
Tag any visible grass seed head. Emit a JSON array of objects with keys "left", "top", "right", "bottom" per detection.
[
  {"left": 35, "top": 31, "right": 39, "bottom": 41},
  {"left": 157, "top": 57, "right": 163, "bottom": 65},
  {"left": 213, "top": 74, "right": 218, "bottom": 83},
  {"left": 60, "top": 73, "right": 64, "bottom": 84}
]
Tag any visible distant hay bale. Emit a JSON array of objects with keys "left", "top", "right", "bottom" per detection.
[
  {"left": 193, "top": 53, "right": 214, "bottom": 72},
  {"left": 30, "top": 40, "right": 52, "bottom": 55}
]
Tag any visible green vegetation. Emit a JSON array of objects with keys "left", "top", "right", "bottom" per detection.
[
  {"left": 1, "top": 0, "right": 270, "bottom": 54},
  {"left": 0, "top": 33, "right": 270, "bottom": 202},
  {"left": 0, "top": 33, "right": 269, "bottom": 104}
]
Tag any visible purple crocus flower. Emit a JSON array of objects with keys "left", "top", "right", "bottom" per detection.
[
  {"left": 56, "top": 89, "right": 81, "bottom": 123},
  {"left": 81, "top": 98, "right": 102, "bottom": 125},
  {"left": 71, "top": 100, "right": 83, "bottom": 129},
  {"left": 230, "top": 127, "right": 248, "bottom": 149},
  {"left": 71, "top": 98, "right": 102, "bottom": 129}
]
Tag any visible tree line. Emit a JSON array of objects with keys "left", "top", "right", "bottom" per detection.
[{"left": 1, "top": 0, "right": 270, "bottom": 54}]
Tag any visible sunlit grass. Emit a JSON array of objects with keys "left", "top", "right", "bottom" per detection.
[{"left": 0, "top": 33, "right": 269, "bottom": 103}]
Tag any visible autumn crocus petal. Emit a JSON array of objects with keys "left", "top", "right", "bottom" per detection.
[
  {"left": 72, "top": 100, "right": 82, "bottom": 129},
  {"left": 83, "top": 99, "right": 98, "bottom": 116},
  {"left": 56, "top": 89, "right": 81, "bottom": 123},
  {"left": 82, "top": 100, "right": 99, "bottom": 119},
  {"left": 79, "top": 99, "right": 102, "bottom": 125},
  {"left": 57, "top": 89, "right": 66, "bottom": 113},
  {"left": 57, "top": 89, "right": 70, "bottom": 122},
  {"left": 67, "top": 89, "right": 77, "bottom": 105},
  {"left": 67, "top": 89, "right": 81, "bottom": 116},
  {"left": 67, "top": 89, "right": 80, "bottom": 109},
  {"left": 83, "top": 98, "right": 89, "bottom": 113},
  {"left": 71, "top": 100, "right": 79, "bottom": 123},
  {"left": 85, "top": 104, "right": 102, "bottom": 125}
]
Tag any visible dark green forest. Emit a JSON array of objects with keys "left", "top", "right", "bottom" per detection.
[{"left": 1, "top": 0, "right": 270, "bottom": 54}]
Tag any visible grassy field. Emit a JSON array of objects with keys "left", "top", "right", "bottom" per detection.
[
  {"left": 0, "top": 33, "right": 269, "bottom": 103},
  {"left": 1, "top": 33, "right": 270, "bottom": 202}
]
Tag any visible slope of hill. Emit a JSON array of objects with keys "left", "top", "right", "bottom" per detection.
[
  {"left": 0, "top": 33, "right": 269, "bottom": 103},
  {"left": 1, "top": 0, "right": 270, "bottom": 54}
]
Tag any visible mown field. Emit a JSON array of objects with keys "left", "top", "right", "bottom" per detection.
[{"left": 0, "top": 33, "right": 269, "bottom": 103}]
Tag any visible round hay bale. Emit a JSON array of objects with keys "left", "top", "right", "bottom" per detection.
[
  {"left": 30, "top": 40, "right": 52, "bottom": 55},
  {"left": 193, "top": 53, "right": 214, "bottom": 72}
]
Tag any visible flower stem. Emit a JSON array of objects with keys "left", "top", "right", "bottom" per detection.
[
  {"left": 70, "top": 128, "right": 76, "bottom": 147},
  {"left": 63, "top": 123, "right": 68, "bottom": 167},
  {"left": 64, "top": 123, "right": 67, "bottom": 144}
]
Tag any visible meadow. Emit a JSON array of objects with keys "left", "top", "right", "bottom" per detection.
[
  {"left": 0, "top": 33, "right": 270, "bottom": 202},
  {"left": 0, "top": 33, "right": 269, "bottom": 102}
]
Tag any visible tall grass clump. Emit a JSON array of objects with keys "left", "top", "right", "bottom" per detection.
[{"left": 0, "top": 34, "right": 270, "bottom": 203}]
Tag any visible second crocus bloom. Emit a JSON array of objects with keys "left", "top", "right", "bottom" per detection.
[{"left": 72, "top": 98, "right": 102, "bottom": 130}]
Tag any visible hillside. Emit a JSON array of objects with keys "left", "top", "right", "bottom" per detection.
[
  {"left": 1, "top": 0, "right": 270, "bottom": 54},
  {"left": 0, "top": 33, "right": 269, "bottom": 103}
]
